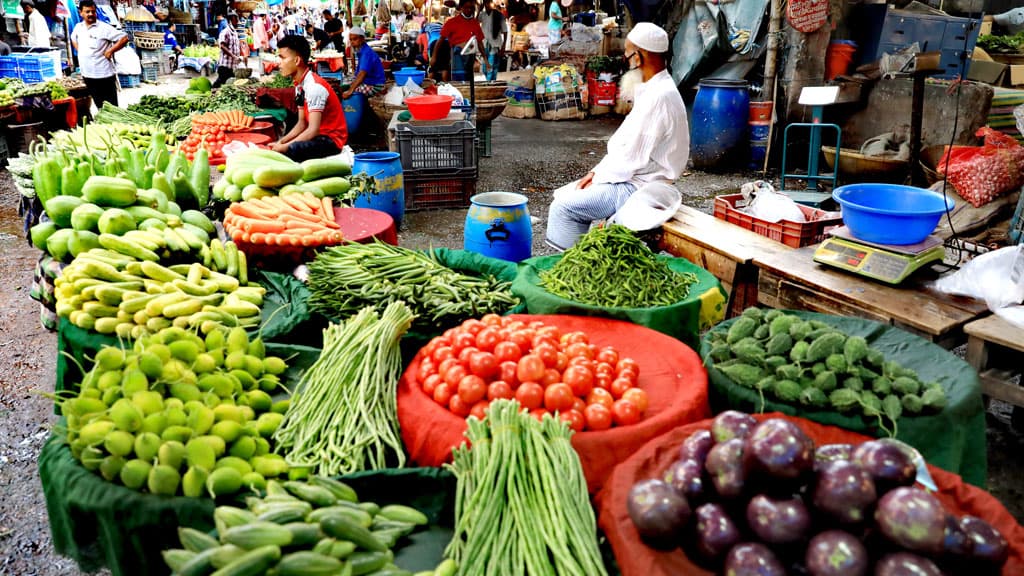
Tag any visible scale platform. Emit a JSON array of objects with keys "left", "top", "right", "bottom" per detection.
[{"left": 813, "top": 226, "right": 945, "bottom": 285}]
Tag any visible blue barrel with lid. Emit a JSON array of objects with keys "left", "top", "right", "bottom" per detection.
[
  {"left": 353, "top": 151, "right": 405, "bottom": 227},
  {"left": 464, "top": 192, "right": 532, "bottom": 262},
  {"left": 690, "top": 78, "right": 750, "bottom": 170}
]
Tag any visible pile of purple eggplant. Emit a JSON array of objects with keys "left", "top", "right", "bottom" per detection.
[{"left": 627, "top": 411, "right": 1009, "bottom": 576}]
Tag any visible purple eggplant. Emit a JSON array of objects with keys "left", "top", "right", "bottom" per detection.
[
  {"left": 874, "top": 552, "right": 943, "bottom": 576},
  {"left": 693, "top": 502, "right": 742, "bottom": 561},
  {"left": 705, "top": 438, "right": 746, "bottom": 499},
  {"left": 745, "top": 494, "right": 811, "bottom": 544},
  {"left": 874, "top": 487, "right": 947, "bottom": 554},
  {"left": 626, "top": 479, "right": 690, "bottom": 549},
  {"left": 813, "top": 460, "right": 877, "bottom": 524},
  {"left": 941, "top": 513, "right": 974, "bottom": 558},
  {"left": 722, "top": 542, "right": 786, "bottom": 576},
  {"left": 743, "top": 418, "right": 814, "bottom": 481},
  {"left": 815, "top": 443, "right": 855, "bottom": 472},
  {"left": 805, "top": 530, "right": 869, "bottom": 576},
  {"left": 679, "top": 429, "right": 714, "bottom": 466},
  {"left": 663, "top": 459, "right": 706, "bottom": 503},
  {"left": 711, "top": 410, "right": 757, "bottom": 443},
  {"left": 852, "top": 441, "right": 915, "bottom": 493},
  {"left": 960, "top": 515, "right": 1009, "bottom": 567}
]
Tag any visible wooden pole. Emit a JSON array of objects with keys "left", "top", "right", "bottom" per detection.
[{"left": 760, "top": 0, "right": 782, "bottom": 175}]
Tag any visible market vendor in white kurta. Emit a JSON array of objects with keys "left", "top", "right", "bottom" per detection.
[{"left": 545, "top": 22, "right": 689, "bottom": 250}]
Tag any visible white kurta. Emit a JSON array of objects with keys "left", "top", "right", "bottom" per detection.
[
  {"left": 28, "top": 10, "right": 51, "bottom": 48},
  {"left": 591, "top": 69, "right": 690, "bottom": 187}
]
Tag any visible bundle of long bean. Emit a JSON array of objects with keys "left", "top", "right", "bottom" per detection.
[
  {"left": 444, "top": 400, "right": 608, "bottom": 576},
  {"left": 273, "top": 302, "right": 413, "bottom": 475},
  {"left": 540, "top": 224, "right": 698, "bottom": 308},
  {"left": 306, "top": 241, "right": 520, "bottom": 331}
]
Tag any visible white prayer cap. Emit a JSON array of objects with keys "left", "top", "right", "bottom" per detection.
[
  {"left": 350, "top": 26, "right": 366, "bottom": 37},
  {"left": 627, "top": 22, "right": 669, "bottom": 54}
]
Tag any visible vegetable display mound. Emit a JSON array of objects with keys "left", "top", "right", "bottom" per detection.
[
  {"left": 162, "top": 476, "right": 431, "bottom": 576},
  {"left": 540, "top": 224, "right": 698, "bottom": 308},
  {"left": 224, "top": 193, "right": 345, "bottom": 249},
  {"left": 627, "top": 410, "right": 1009, "bottom": 575},
  {"left": 706, "top": 307, "right": 947, "bottom": 437},
  {"left": 57, "top": 325, "right": 292, "bottom": 499},
  {"left": 444, "top": 400, "right": 609, "bottom": 576},
  {"left": 128, "top": 95, "right": 203, "bottom": 124},
  {"left": 416, "top": 314, "right": 648, "bottom": 431},
  {"left": 306, "top": 242, "right": 520, "bottom": 333}
]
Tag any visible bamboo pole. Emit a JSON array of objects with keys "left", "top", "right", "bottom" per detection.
[{"left": 760, "top": 0, "right": 782, "bottom": 175}]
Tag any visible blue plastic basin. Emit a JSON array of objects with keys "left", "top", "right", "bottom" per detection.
[
  {"left": 393, "top": 67, "right": 426, "bottom": 86},
  {"left": 832, "top": 183, "right": 954, "bottom": 245}
]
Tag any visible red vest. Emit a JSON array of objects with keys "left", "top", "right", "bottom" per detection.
[{"left": 304, "top": 72, "right": 348, "bottom": 149}]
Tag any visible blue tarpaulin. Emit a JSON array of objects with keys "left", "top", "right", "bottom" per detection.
[{"left": 669, "top": 0, "right": 769, "bottom": 86}]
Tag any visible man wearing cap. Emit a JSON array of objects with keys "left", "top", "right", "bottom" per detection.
[
  {"left": 213, "top": 12, "right": 242, "bottom": 88},
  {"left": 21, "top": 0, "right": 51, "bottom": 48},
  {"left": 342, "top": 26, "right": 386, "bottom": 99},
  {"left": 432, "top": 0, "right": 484, "bottom": 81},
  {"left": 71, "top": 0, "right": 129, "bottom": 109},
  {"left": 545, "top": 22, "right": 689, "bottom": 250}
]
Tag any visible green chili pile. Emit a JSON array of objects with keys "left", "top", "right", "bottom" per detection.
[
  {"left": 540, "top": 224, "right": 698, "bottom": 308},
  {"left": 444, "top": 400, "right": 608, "bottom": 576},
  {"left": 273, "top": 302, "right": 413, "bottom": 475}
]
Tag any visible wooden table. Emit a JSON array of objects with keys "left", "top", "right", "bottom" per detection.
[
  {"left": 965, "top": 314, "right": 1024, "bottom": 410},
  {"left": 659, "top": 205, "right": 792, "bottom": 317},
  {"left": 754, "top": 246, "right": 988, "bottom": 348}
]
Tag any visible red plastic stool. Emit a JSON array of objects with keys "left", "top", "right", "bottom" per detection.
[{"left": 334, "top": 207, "right": 398, "bottom": 246}]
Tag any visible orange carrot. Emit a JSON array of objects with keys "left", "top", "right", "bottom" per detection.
[
  {"left": 230, "top": 228, "right": 245, "bottom": 242},
  {"left": 242, "top": 220, "right": 287, "bottom": 234},
  {"left": 297, "top": 192, "right": 323, "bottom": 212},
  {"left": 249, "top": 232, "right": 267, "bottom": 244},
  {"left": 321, "top": 197, "right": 334, "bottom": 220}
]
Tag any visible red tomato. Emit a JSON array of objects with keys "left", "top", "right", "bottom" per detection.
[
  {"left": 498, "top": 361, "right": 519, "bottom": 387},
  {"left": 536, "top": 325, "right": 561, "bottom": 342},
  {"left": 515, "top": 382, "right": 545, "bottom": 410},
  {"left": 568, "top": 356, "right": 595, "bottom": 372},
  {"left": 584, "top": 404, "right": 613, "bottom": 430},
  {"left": 534, "top": 343, "right": 559, "bottom": 368},
  {"left": 451, "top": 332, "right": 476, "bottom": 355},
  {"left": 595, "top": 347, "right": 620, "bottom": 366},
  {"left": 433, "top": 383, "right": 453, "bottom": 406},
  {"left": 509, "top": 329, "right": 535, "bottom": 352},
  {"left": 443, "top": 328, "right": 458, "bottom": 341},
  {"left": 480, "top": 313, "right": 502, "bottom": 327},
  {"left": 470, "top": 400, "right": 490, "bottom": 420},
  {"left": 468, "top": 351, "right": 498, "bottom": 379},
  {"left": 493, "top": 341, "right": 522, "bottom": 363},
  {"left": 474, "top": 327, "right": 500, "bottom": 352},
  {"left": 529, "top": 408, "right": 549, "bottom": 422},
  {"left": 563, "top": 331, "right": 589, "bottom": 345},
  {"left": 528, "top": 320, "right": 546, "bottom": 330},
  {"left": 458, "top": 346, "right": 479, "bottom": 365},
  {"left": 617, "top": 358, "right": 640, "bottom": 375},
  {"left": 422, "top": 373, "right": 442, "bottom": 396},
  {"left": 594, "top": 362, "right": 616, "bottom": 376},
  {"left": 587, "top": 388, "right": 614, "bottom": 410},
  {"left": 594, "top": 372, "right": 613, "bottom": 391},
  {"left": 544, "top": 383, "right": 575, "bottom": 413},
  {"left": 571, "top": 397, "right": 587, "bottom": 413},
  {"left": 497, "top": 328, "right": 511, "bottom": 342},
  {"left": 540, "top": 368, "right": 561, "bottom": 387},
  {"left": 617, "top": 368, "right": 639, "bottom": 385},
  {"left": 612, "top": 399, "right": 641, "bottom": 426},
  {"left": 516, "top": 355, "right": 546, "bottom": 383},
  {"left": 449, "top": 394, "right": 472, "bottom": 417},
  {"left": 417, "top": 360, "right": 436, "bottom": 384},
  {"left": 487, "top": 380, "right": 514, "bottom": 401},
  {"left": 461, "top": 319, "right": 486, "bottom": 335},
  {"left": 443, "top": 365, "right": 468, "bottom": 388},
  {"left": 565, "top": 342, "right": 593, "bottom": 360},
  {"left": 431, "top": 346, "right": 454, "bottom": 364},
  {"left": 610, "top": 377, "right": 633, "bottom": 399},
  {"left": 437, "top": 358, "right": 459, "bottom": 378},
  {"left": 564, "top": 365, "right": 594, "bottom": 397},
  {"left": 622, "top": 388, "right": 649, "bottom": 413},
  {"left": 560, "top": 409, "right": 585, "bottom": 432},
  {"left": 458, "top": 375, "right": 487, "bottom": 405},
  {"left": 554, "top": 352, "right": 569, "bottom": 372}
]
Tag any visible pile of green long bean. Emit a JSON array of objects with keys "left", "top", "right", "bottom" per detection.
[
  {"left": 540, "top": 224, "right": 698, "bottom": 308},
  {"left": 306, "top": 241, "right": 520, "bottom": 331},
  {"left": 444, "top": 400, "right": 608, "bottom": 576},
  {"left": 273, "top": 302, "right": 413, "bottom": 475}
]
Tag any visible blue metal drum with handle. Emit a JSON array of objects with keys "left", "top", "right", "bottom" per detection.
[
  {"left": 690, "top": 78, "right": 750, "bottom": 170},
  {"left": 464, "top": 192, "right": 532, "bottom": 262}
]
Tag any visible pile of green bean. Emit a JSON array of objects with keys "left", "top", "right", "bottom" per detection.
[
  {"left": 540, "top": 224, "right": 698, "bottom": 308},
  {"left": 444, "top": 400, "right": 608, "bottom": 576},
  {"left": 306, "top": 241, "right": 520, "bottom": 331},
  {"left": 273, "top": 302, "right": 413, "bottom": 475}
]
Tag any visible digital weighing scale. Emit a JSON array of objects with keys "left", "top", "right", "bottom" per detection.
[{"left": 813, "top": 227, "right": 945, "bottom": 285}]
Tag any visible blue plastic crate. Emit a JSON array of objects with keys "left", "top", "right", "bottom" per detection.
[
  {"left": 319, "top": 70, "right": 345, "bottom": 81},
  {"left": 118, "top": 74, "right": 140, "bottom": 88},
  {"left": 124, "top": 21, "right": 154, "bottom": 32},
  {"left": 0, "top": 56, "right": 17, "bottom": 71},
  {"left": 141, "top": 62, "right": 159, "bottom": 83},
  {"left": 20, "top": 70, "right": 45, "bottom": 83}
]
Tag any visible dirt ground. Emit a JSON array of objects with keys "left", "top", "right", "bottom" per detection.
[{"left": 0, "top": 77, "right": 1021, "bottom": 575}]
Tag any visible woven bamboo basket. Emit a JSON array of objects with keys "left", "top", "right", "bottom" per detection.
[
  {"left": 821, "top": 145, "right": 908, "bottom": 182},
  {"left": 448, "top": 81, "right": 508, "bottom": 101}
]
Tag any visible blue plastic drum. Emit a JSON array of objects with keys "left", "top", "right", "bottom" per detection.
[
  {"left": 690, "top": 78, "right": 750, "bottom": 170},
  {"left": 343, "top": 94, "right": 365, "bottom": 135},
  {"left": 353, "top": 151, "right": 405, "bottom": 227},
  {"left": 464, "top": 192, "right": 532, "bottom": 262}
]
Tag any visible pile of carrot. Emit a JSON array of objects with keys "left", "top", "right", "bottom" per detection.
[
  {"left": 223, "top": 192, "right": 345, "bottom": 247},
  {"left": 192, "top": 110, "right": 253, "bottom": 131}
]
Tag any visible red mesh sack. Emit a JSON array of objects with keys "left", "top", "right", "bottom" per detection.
[
  {"left": 596, "top": 413, "right": 1024, "bottom": 576},
  {"left": 396, "top": 314, "right": 712, "bottom": 494},
  {"left": 940, "top": 127, "right": 1024, "bottom": 208}
]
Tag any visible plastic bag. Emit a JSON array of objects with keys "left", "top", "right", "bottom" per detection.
[
  {"left": 995, "top": 306, "right": 1024, "bottom": 330},
  {"left": 939, "top": 127, "right": 1024, "bottom": 208},
  {"left": 609, "top": 182, "right": 682, "bottom": 231},
  {"left": 436, "top": 83, "right": 465, "bottom": 106},
  {"left": 384, "top": 84, "right": 405, "bottom": 106},
  {"left": 114, "top": 47, "right": 142, "bottom": 75},
  {"left": 932, "top": 244, "right": 1024, "bottom": 312},
  {"left": 401, "top": 77, "right": 424, "bottom": 98},
  {"left": 741, "top": 180, "right": 806, "bottom": 223}
]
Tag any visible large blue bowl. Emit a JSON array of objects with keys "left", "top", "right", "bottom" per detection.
[
  {"left": 393, "top": 67, "right": 426, "bottom": 86},
  {"left": 832, "top": 183, "right": 954, "bottom": 245}
]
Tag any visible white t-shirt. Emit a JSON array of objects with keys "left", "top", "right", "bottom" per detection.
[
  {"left": 28, "top": 10, "right": 51, "bottom": 48},
  {"left": 71, "top": 20, "right": 126, "bottom": 79},
  {"left": 298, "top": 70, "right": 330, "bottom": 112}
]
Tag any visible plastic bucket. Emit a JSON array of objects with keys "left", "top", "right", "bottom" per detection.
[
  {"left": 690, "top": 78, "right": 750, "bottom": 170},
  {"left": 749, "top": 139, "right": 769, "bottom": 170},
  {"left": 825, "top": 41, "right": 858, "bottom": 81},
  {"left": 464, "top": 191, "right": 532, "bottom": 262},
  {"left": 343, "top": 94, "right": 366, "bottom": 135},
  {"left": 749, "top": 122, "right": 771, "bottom": 141},
  {"left": 749, "top": 100, "right": 773, "bottom": 122},
  {"left": 353, "top": 151, "right": 405, "bottom": 227}
]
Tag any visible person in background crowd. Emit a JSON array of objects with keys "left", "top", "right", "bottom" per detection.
[
  {"left": 271, "top": 35, "right": 347, "bottom": 161},
  {"left": 342, "top": 27, "right": 385, "bottom": 98},
  {"left": 70, "top": 0, "right": 128, "bottom": 109},
  {"left": 21, "top": 0, "right": 51, "bottom": 48},
  {"left": 478, "top": 0, "right": 506, "bottom": 81},
  {"left": 269, "top": 18, "right": 282, "bottom": 51},
  {"left": 306, "top": 22, "right": 330, "bottom": 51},
  {"left": 216, "top": 14, "right": 228, "bottom": 35},
  {"left": 545, "top": 23, "right": 689, "bottom": 250},
  {"left": 213, "top": 11, "right": 242, "bottom": 87},
  {"left": 547, "top": 0, "right": 563, "bottom": 45},
  {"left": 322, "top": 10, "right": 344, "bottom": 51},
  {"left": 284, "top": 10, "right": 297, "bottom": 35},
  {"left": 164, "top": 22, "right": 183, "bottom": 55},
  {"left": 253, "top": 12, "right": 269, "bottom": 56},
  {"left": 433, "top": 0, "right": 483, "bottom": 81},
  {"left": 0, "top": 39, "right": 12, "bottom": 55}
]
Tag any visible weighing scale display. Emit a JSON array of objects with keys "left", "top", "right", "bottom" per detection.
[{"left": 813, "top": 237, "right": 945, "bottom": 285}]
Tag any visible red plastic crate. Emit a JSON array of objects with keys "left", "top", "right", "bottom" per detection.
[
  {"left": 713, "top": 193, "right": 842, "bottom": 248},
  {"left": 404, "top": 171, "right": 477, "bottom": 211}
]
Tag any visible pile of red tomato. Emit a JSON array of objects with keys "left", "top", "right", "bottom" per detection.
[
  {"left": 415, "top": 315, "right": 649, "bottom": 432},
  {"left": 180, "top": 124, "right": 229, "bottom": 161}
]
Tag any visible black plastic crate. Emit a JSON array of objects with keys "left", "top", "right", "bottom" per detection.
[
  {"left": 395, "top": 120, "right": 477, "bottom": 174},
  {"left": 404, "top": 170, "right": 477, "bottom": 211}
]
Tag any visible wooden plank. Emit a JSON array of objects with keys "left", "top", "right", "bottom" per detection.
[
  {"left": 753, "top": 246, "right": 986, "bottom": 338},
  {"left": 979, "top": 371, "right": 1024, "bottom": 408},
  {"left": 759, "top": 271, "right": 892, "bottom": 324},
  {"left": 661, "top": 205, "right": 793, "bottom": 264},
  {"left": 964, "top": 315, "right": 1024, "bottom": 353}
]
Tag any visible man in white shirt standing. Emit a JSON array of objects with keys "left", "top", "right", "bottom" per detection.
[
  {"left": 21, "top": 0, "right": 51, "bottom": 48},
  {"left": 545, "top": 22, "right": 689, "bottom": 250},
  {"left": 70, "top": 0, "right": 129, "bottom": 109}
]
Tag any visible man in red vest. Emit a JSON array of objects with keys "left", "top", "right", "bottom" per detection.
[{"left": 271, "top": 35, "right": 348, "bottom": 161}]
